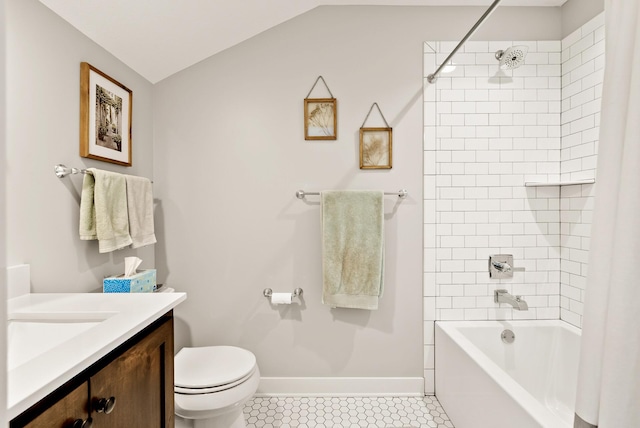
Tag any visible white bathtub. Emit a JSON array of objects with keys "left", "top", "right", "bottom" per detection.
[{"left": 435, "top": 320, "right": 581, "bottom": 428}]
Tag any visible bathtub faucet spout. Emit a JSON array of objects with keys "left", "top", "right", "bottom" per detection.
[{"left": 494, "top": 289, "right": 528, "bottom": 310}]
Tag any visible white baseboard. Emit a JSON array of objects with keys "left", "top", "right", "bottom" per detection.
[{"left": 256, "top": 377, "right": 424, "bottom": 397}]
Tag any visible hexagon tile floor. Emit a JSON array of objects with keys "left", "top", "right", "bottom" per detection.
[{"left": 243, "top": 396, "right": 454, "bottom": 428}]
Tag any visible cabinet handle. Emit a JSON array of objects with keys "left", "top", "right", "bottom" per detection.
[
  {"left": 93, "top": 396, "right": 117, "bottom": 414},
  {"left": 71, "top": 418, "right": 93, "bottom": 428}
]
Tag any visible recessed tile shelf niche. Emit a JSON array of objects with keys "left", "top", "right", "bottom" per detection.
[{"left": 524, "top": 179, "right": 596, "bottom": 187}]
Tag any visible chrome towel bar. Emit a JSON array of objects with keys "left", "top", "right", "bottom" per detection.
[
  {"left": 55, "top": 164, "right": 153, "bottom": 183},
  {"left": 296, "top": 189, "right": 408, "bottom": 199},
  {"left": 54, "top": 164, "right": 89, "bottom": 178}
]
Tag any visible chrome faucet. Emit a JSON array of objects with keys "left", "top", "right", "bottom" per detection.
[
  {"left": 494, "top": 289, "right": 528, "bottom": 310},
  {"left": 489, "top": 255, "right": 525, "bottom": 279},
  {"left": 491, "top": 260, "right": 512, "bottom": 273}
]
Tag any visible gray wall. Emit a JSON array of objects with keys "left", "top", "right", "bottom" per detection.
[
  {"left": 154, "top": 5, "right": 561, "bottom": 378},
  {"left": 5, "top": 0, "right": 568, "bottom": 381},
  {"left": 562, "top": 0, "right": 604, "bottom": 37},
  {"left": 1, "top": 0, "right": 8, "bottom": 422},
  {"left": 5, "top": 0, "right": 155, "bottom": 293}
]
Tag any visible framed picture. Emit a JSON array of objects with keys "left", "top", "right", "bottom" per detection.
[
  {"left": 304, "top": 98, "right": 337, "bottom": 140},
  {"left": 80, "top": 62, "right": 133, "bottom": 166},
  {"left": 360, "top": 127, "right": 392, "bottom": 169}
]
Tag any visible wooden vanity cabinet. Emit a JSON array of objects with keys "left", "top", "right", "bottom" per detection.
[
  {"left": 90, "top": 314, "right": 173, "bottom": 428},
  {"left": 19, "top": 383, "right": 89, "bottom": 428},
  {"left": 12, "top": 311, "right": 175, "bottom": 428}
]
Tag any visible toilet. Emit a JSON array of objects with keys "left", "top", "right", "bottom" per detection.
[{"left": 174, "top": 346, "right": 260, "bottom": 428}]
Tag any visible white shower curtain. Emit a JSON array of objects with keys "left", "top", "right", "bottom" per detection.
[{"left": 574, "top": 1, "right": 640, "bottom": 428}]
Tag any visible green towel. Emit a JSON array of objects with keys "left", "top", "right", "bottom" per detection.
[
  {"left": 79, "top": 172, "right": 97, "bottom": 241},
  {"left": 321, "top": 190, "right": 384, "bottom": 310},
  {"left": 124, "top": 174, "right": 157, "bottom": 249},
  {"left": 79, "top": 168, "right": 132, "bottom": 253}
]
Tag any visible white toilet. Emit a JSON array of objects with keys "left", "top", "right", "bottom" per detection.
[{"left": 174, "top": 346, "right": 260, "bottom": 428}]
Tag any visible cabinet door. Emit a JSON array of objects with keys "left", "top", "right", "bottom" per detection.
[
  {"left": 23, "top": 383, "right": 89, "bottom": 428},
  {"left": 90, "top": 317, "right": 174, "bottom": 428}
]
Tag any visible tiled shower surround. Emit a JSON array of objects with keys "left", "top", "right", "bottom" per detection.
[
  {"left": 559, "top": 13, "right": 604, "bottom": 329},
  {"left": 423, "top": 13, "right": 604, "bottom": 393}
]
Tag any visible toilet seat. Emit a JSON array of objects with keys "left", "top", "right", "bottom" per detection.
[
  {"left": 175, "top": 366, "right": 257, "bottom": 395},
  {"left": 175, "top": 346, "right": 257, "bottom": 395}
]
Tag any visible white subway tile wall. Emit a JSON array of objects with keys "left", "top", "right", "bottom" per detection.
[
  {"left": 423, "top": 42, "right": 437, "bottom": 395},
  {"left": 561, "top": 13, "right": 604, "bottom": 183},
  {"left": 560, "top": 13, "right": 604, "bottom": 329},
  {"left": 423, "top": 12, "right": 605, "bottom": 387},
  {"left": 425, "top": 39, "right": 562, "bottom": 332}
]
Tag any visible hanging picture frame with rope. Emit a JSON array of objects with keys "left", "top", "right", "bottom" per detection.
[
  {"left": 359, "top": 102, "right": 392, "bottom": 169},
  {"left": 304, "top": 76, "right": 337, "bottom": 140}
]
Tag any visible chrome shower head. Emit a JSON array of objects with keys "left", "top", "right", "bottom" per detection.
[{"left": 495, "top": 45, "right": 528, "bottom": 70}]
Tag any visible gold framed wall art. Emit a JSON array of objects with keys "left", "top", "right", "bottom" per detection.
[
  {"left": 80, "top": 62, "right": 133, "bottom": 166},
  {"left": 304, "top": 98, "right": 337, "bottom": 140},
  {"left": 359, "top": 102, "right": 392, "bottom": 169},
  {"left": 304, "top": 76, "right": 337, "bottom": 140},
  {"left": 360, "top": 127, "right": 392, "bottom": 169}
]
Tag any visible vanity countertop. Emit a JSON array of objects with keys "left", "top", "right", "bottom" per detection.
[{"left": 7, "top": 292, "right": 186, "bottom": 420}]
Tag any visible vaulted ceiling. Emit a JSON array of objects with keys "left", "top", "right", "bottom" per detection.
[{"left": 38, "top": 0, "right": 567, "bottom": 83}]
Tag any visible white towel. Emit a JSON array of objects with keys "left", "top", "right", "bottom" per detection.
[
  {"left": 124, "top": 174, "right": 157, "bottom": 248},
  {"left": 79, "top": 168, "right": 132, "bottom": 253}
]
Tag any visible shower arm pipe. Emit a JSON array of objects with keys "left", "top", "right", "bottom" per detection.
[{"left": 426, "top": 0, "right": 502, "bottom": 83}]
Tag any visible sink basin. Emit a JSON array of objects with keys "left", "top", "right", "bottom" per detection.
[{"left": 7, "top": 313, "right": 114, "bottom": 371}]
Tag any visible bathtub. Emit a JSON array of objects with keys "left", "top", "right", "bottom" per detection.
[{"left": 435, "top": 320, "right": 581, "bottom": 428}]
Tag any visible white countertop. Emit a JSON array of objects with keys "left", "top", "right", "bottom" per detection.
[{"left": 7, "top": 292, "right": 187, "bottom": 420}]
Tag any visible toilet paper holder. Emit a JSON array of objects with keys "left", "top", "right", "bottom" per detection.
[{"left": 263, "top": 288, "right": 303, "bottom": 298}]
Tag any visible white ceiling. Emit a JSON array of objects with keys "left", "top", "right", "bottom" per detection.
[{"left": 39, "top": 0, "right": 567, "bottom": 84}]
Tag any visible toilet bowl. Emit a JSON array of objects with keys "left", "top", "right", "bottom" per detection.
[{"left": 174, "top": 346, "right": 260, "bottom": 428}]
